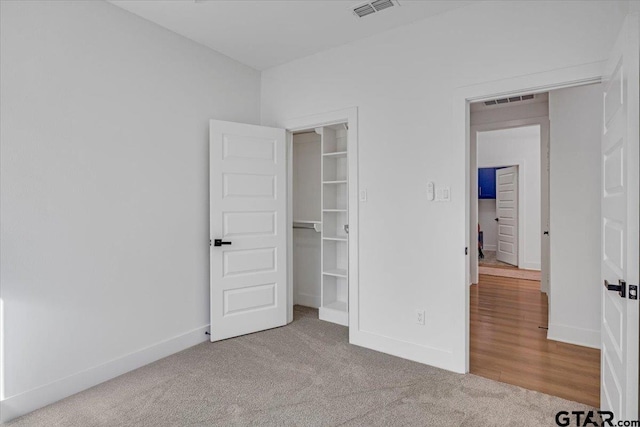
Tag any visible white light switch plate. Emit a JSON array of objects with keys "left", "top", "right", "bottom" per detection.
[
  {"left": 442, "top": 187, "right": 450, "bottom": 201},
  {"left": 426, "top": 182, "right": 434, "bottom": 201},
  {"left": 359, "top": 189, "right": 367, "bottom": 202},
  {"left": 435, "top": 186, "right": 451, "bottom": 202}
]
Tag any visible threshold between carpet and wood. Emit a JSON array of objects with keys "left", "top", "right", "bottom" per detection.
[
  {"left": 9, "top": 306, "right": 594, "bottom": 426},
  {"left": 471, "top": 274, "right": 600, "bottom": 407}
]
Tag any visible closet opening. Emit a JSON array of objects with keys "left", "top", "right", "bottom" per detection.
[{"left": 290, "top": 124, "right": 350, "bottom": 327}]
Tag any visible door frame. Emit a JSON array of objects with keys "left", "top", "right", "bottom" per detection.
[
  {"left": 470, "top": 118, "right": 549, "bottom": 284},
  {"left": 454, "top": 62, "right": 603, "bottom": 372},
  {"left": 281, "top": 107, "right": 359, "bottom": 334}
]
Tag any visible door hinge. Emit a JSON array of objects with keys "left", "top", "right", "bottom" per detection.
[{"left": 465, "top": 247, "right": 468, "bottom": 255}]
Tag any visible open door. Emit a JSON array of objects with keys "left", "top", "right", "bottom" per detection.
[
  {"left": 496, "top": 166, "right": 518, "bottom": 266},
  {"left": 209, "top": 120, "right": 287, "bottom": 342},
  {"left": 600, "top": 15, "right": 639, "bottom": 420}
]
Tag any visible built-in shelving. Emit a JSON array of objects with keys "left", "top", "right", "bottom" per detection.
[{"left": 320, "top": 125, "right": 349, "bottom": 327}]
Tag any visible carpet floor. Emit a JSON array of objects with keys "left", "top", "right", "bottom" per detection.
[{"left": 8, "top": 306, "right": 593, "bottom": 426}]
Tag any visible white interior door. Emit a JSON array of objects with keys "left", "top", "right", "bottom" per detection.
[
  {"left": 496, "top": 166, "right": 518, "bottom": 266},
  {"left": 600, "top": 15, "right": 639, "bottom": 420},
  {"left": 209, "top": 120, "right": 287, "bottom": 342}
]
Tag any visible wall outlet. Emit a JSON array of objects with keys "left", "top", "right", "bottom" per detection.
[{"left": 416, "top": 309, "right": 425, "bottom": 325}]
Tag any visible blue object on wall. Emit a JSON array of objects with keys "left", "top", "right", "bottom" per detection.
[{"left": 478, "top": 168, "right": 497, "bottom": 199}]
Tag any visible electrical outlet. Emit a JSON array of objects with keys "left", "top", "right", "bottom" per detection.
[{"left": 416, "top": 309, "right": 425, "bottom": 325}]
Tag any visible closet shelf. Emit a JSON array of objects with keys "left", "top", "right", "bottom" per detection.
[
  {"left": 292, "top": 220, "right": 321, "bottom": 224},
  {"left": 323, "top": 269, "right": 347, "bottom": 278},
  {"left": 323, "top": 236, "right": 347, "bottom": 242},
  {"left": 323, "top": 180, "right": 347, "bottom": 185},
  {"left": 323, "top": 209, "right": 347, "bottom": 213},
  {"left": 323, "top": 300, "right": 347, "bottom": 312},
  {"left": 323, "top": 151, "right": 347, "bottom": 158}
]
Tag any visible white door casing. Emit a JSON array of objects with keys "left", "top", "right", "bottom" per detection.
[
  {"left": 541, "top": 123, "right": 551, "bottom": 295},
  {"left": 600, "top": 15, "right": 639, "bottom": 420},
  {"left": 496, "top": 166, "right": 518, "bottom": 266},
  {"left": 209, "top": 120, "right": 287, "bottom": 342}
]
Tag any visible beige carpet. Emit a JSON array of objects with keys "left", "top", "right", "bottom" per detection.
[{"left": 8, "top": 306, "right": 592, "bottom": 426}]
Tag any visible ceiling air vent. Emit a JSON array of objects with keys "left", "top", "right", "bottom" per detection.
[
  {"left": 484, "top": 93, "right": 536, "bottom": 107},
  {"left": 354, "top": 3, "right": 376, "bottom": 17},
  {"left": 353, "top": 0, "right": 397, "bottom": 18},
  {"left": 372, "top": 0, "right": 394, "bottom": 11}
]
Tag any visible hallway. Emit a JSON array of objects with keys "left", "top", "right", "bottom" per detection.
[{"left": 470, "top": 275, "right": 600, "bottom": 407}]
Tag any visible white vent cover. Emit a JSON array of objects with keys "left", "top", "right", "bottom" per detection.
[
  {"left": 353, "top": 0, "right": 397, "bottom": 17},
  {"left": 484, "top": 93, "right": 536, "bottom": 106}
]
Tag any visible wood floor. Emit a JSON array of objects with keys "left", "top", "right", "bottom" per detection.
[
  {"left": 470, "top": 274, "right": 600, "bottom": 407},
  {"left": 479, "top": 251, "right": 541, "bottom": 280}
]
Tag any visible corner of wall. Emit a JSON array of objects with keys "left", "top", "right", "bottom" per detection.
[{"left": 547, "top": 323, "right": 600, "bottom": 350}]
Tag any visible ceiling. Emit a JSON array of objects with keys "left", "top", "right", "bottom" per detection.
[{"left": 109, "top": 0, "right": 473, "bottom": 70}]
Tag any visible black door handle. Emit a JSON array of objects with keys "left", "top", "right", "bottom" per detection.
[
  {"left": 543, "top": 231, "right": 549, "bottom": 235},
  {"left": 604, "top": 279, "right": 626, "bottom": 298},
  {"left": 213, "top": 239, "right": 232, "bottom": 247},
  {"left": 494, "top": 218, "right": 499, "bottom": 222}
]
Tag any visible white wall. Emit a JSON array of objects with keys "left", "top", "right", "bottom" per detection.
[
  {"left": 0, "top": 0, "right": 260, "bottom": 420},
  {"left": 477, "top": 126, "right": 542, "bottom": 270},
  {"left": 261, "top": 1, "right": 627, "bottom": 371},
  {"left": 293, "top": 133, "right": 322, "bottom": 308},
  {"left": 547, "top": 84, "right": 602, "bottom": 349},
  {"left": 471, "top": 101, "right": 549, "bottom": 127}
]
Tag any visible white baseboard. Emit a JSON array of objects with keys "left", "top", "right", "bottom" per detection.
[
  {"left": 349, "top": 329, "right": 463, "bottom": 374},
  {"left": 519, "top": 262, "right": 541, "bottom": 271},
  {"left": 1, "top": 324, "right": 210, "bottom": 423},
  {"left": 547, "top": 323, "right": 600, "bottom": 349},
  {"left": 294, "top": 292, "right": 320, "bottom": 309}
]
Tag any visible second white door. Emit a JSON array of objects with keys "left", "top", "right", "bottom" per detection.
[{"left": 496, "top": 166, "right": 518, "bottom": 266}]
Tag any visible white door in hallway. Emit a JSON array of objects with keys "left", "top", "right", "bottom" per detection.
[
  {"left": 496, "top": 166, "right": 518, "bottom": 266},
  {"left": 600, "top": 15, "right": 639, "bottom": 420},
  {"left": 209, "top": 120, "right": 287, "bottom": 342}
]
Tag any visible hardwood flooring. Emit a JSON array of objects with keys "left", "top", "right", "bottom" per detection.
[
  {"left": 470, "top": 274, "right": 600, "bottom": 407},
  {"left": 478, "top": 251, "right": 541, "bottom": 280}
]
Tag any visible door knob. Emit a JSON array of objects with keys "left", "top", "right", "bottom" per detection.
[
  {"left": 213, "top": 239, "right": 232, "bottom": 247},
  {"left": 494, "top": 218, "right": 499, "bottom": 222},
  {"left": 604, "top": 279, "right": 626, "bottom": 298}
]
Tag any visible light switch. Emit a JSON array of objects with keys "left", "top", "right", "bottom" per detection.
[{"left": 442, "top": 187, "right": 450, "bottom": 201}]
